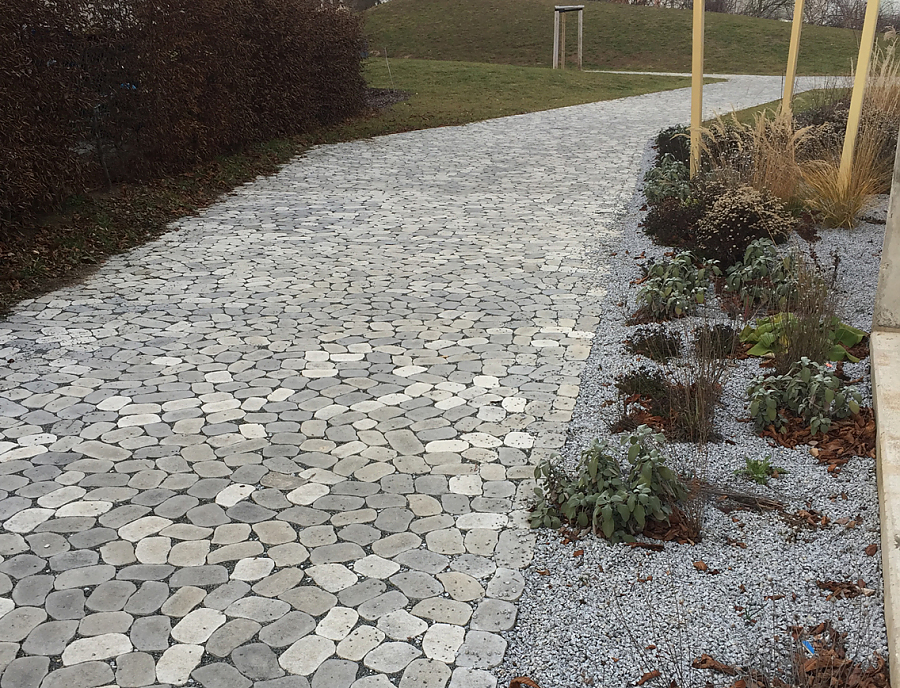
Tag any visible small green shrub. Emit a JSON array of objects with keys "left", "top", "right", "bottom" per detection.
[
  {"left": 694, "top": 186, "right": 796, "bottom": 267},
  {"left": 733, "top": 455, "right": 787, "bottom": 485},
  {"left": 723, "top": 238, "right": 799, "bottom": 312},
  {"left": 531, "top": 425, "right": 685, "bottom": 542},
  {"left": 640, "top": 196, "right": 702, "bottom": 248},
  {"left": 634, "top": 252, "right": 719, "bottom": 321},
  {"left": 747, "top": 357, "right": 861, "bottom": 435},
  {"left": 655, "top": 125, "right": 691, "bottom": 166},
  {"left": 643, "top": 154, "right": 690, "bottom": 205}
]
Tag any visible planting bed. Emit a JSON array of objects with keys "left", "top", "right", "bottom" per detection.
[{"left": 498, "top": 145, "right": 887, "bottom": 688}]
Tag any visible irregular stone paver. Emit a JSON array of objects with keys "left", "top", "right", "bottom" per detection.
[{"left": 0, "top": 75, "right": 816, "bottom": 686}]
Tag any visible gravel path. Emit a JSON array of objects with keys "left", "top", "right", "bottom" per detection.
[{"left": 0, "top": 75, "right": 826, "bottom": 688}]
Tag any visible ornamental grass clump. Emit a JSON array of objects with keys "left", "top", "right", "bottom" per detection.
[
  {"left": 800, "top": 123, "right": 890, "bottom": 228},
  {"left": 531, "top": 426, "right": 685, "bottom": 543},
  {"left": 747, "top": 357, "right": 861, "bottom": 436}
]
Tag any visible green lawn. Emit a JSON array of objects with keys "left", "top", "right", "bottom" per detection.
[
  {"left": 364, "top": 0, "right": 864, "bottom": 75},
  {"left": 323, "top": 58, "right": 695, "bottom": 140}
]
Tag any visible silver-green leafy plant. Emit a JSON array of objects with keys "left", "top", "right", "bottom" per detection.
[
  {"left": 733, "top": 455, "right": 787, "bottom": 485},
  {"left": 635, "top": 251, "right": 720, "bottom": 320},
  {"left": 747, "top": 357, "right": 861, "bottom": 435},
  {"left": 530, "top": 426, "right": 686, "bottom": 543},
  {"left": 723, "top": 238, "right": 799, "bottom": 311},
  {"left": 643, "top": 154, "right": 690, "bottom": 205}
]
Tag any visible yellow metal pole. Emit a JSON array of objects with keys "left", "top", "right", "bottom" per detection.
[
  {"left": 839, "top": 0, "right": 881, "bottom": 190},
  {"left": 783, "top": 0, "right": 805, "bottom": 115},
  {"left": 690, "top": 0, "right": 705, "bottom": 178}
]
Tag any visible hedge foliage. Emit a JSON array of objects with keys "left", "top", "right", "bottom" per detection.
[{"left": 1, "top": 0, "right": 366, "bottom": 230}]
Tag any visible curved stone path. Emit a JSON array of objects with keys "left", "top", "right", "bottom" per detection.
[{"left": 0, "top": 76, "right": 818, "bottom": 688}]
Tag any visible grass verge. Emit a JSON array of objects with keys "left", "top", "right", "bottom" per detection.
[
  {"left": 1, "top": 59, "right": 694, "bottom": 315},
  {"left": 365, "top": 0, "right": 865, "bottom": 75}
]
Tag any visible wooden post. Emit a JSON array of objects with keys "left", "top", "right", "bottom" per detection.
[
  {"left": 690, "top": 0, "right": 705, "bottom": 178},
  {"left": 783, "top": 0, "right": 805, "bottom": 115},
  {"left": 577, "top": 9, "right": 583, "bottom": 70},
  {"left": 839, "top": 0, "right": 881, "bottom": 191},
  {"left": 553, "top": 10, "right": 560, "bottom": 69},
  {"left": 560, "top": 11, "right": 567, "bottom": 69}
]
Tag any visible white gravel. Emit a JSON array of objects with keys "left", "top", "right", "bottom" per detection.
[{"left": 498, "top": 144, "right": 887, "bottom": 688}]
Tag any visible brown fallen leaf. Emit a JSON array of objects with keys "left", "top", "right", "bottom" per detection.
[
  {"left": 510, "top": 678, "right": 541, "bottom": 688},
  {"left": 692, "top": 654, "right": 738, "bottom": 675},
  {"left": 573, "top": 549, "right": 584, "bottom": 557},
  {"left": 636, "top": 670, "right": 661, "bottom": 686},
  {"left": 694, "top": 561, "right": 708, "bottom": 572},
  {"left": 866, "top": 543, "right": 878, "bottom": 556}
]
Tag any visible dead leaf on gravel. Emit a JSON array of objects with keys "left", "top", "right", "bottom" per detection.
[
  {"left": 510, "top": 678, "right": 541, "bottom": 688},
  {"left": 692, "top": 654, "right": 738, "bottom": 675},
  {"left": 636, "top": 670, "right": 661, "bottom": 686},
  {"left": 866, "top": 543, "right": 878, "bottom": 556}
]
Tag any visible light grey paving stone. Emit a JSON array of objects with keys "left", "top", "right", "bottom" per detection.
[
  {"left": 454, "top": 631, "right": 507, "bottom": 669},
  {"left": 45, "top": 589, "right": 85, "bottom": 620},
  {"left": 0, "top": 607, "right": 46, "bottom": 642},
  {"left": 169, "top": 565, "right": 228, "bottom": 587},
  {"left": 53, "top": 565, "right": 114, "bottom": 589},
  {"left": 485, "top": 568, "right": 525, "bottom": 601},
  {"left": 363, "top": 642, "right": 421, "bottom": 674},
  {"left": 449, "top": 556, "right": 495, "bottom": 580},
  {"left": 12, "top": 575, "right": 54, "bottom": 607},
  {"left": 129, "top": 615, "right": 171, "bottom": 651},
  {"left": 278, "top": 587, "right": 337, "bottom": 617},
  {"left": 205, "top": 581, "right": 253, "bottom": 610},
  {"left": 255, "top": 677, "right": 311, "bottom": 688},
  {"left": 257, "top": 611, "right": 316, "bottom": 648},
  {"left": 0, "top": 655, "right": 49, "bottom": 688},
  {"left": 206, "top": 619, "right": 262, "bottom": 658},
  {"left": 337, "top": 580, "right": 386, "bottom": 608},
  {"left": 435, "top": 573, "right": 484, "bottom": 603},
  {"left": 192, "top": 663, "right": 252, "bottom": 688},
  {"left": 399, "top": 659, "right": 451, "bottom": 688},
  {"left": 371, "top": 533, "right": 421, "bottom": 559},
  {"left": 78, "top": 610, "right": 134, "bottom": 635},
  {"left": 225, "top": 597, "right": 290, "bottom": 623},
  {"left": 162, "top": 586, "right": 206, "bottom": 617},
  {"left": 37, "top": 661, "right": 114, "bottom": 688},
  {"left": 115, "top": 652, "right": 157, "bottom": 688},
  {"left": 376, "top": 610, "right": 428, "bottom": 641},
  {"left": 469, "top": 599, "right": 516, "bottom": 632},
  {"left": 86, "top": 580, "right": 137, "bottom": 611},
  {"left": 0, "top": 555, "right": 46, "bottom": 579},
  {"left": 124, "top": 581, "right": 170, "bottom": 615},
  {"left": 310, "top": 659, "right": 357, "bottom": 688},
  {"left": 357, "top": 591, "right": 409, "bottom": 621},
  {"left": 0, "top": 643, "right": 17, "bottom": 674},
  {"left": 392, "top": 550, "right": 448, "bottom": 575},
  {"left": 390, "top": 572, "right": 443, "bottom": 600},
  {"left": 448, "top": 667, "right": 497, "bottom": 688},
  {"left": 231, "top": 643, "right": 284, "bottom": 681},
  {"left": 409, "top": 599, "right": 472, "bottom": 626}
]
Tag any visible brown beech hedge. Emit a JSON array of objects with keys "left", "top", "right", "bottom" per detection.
[{"left": 1, "top": 0, "right": 366, "bottom": 230}]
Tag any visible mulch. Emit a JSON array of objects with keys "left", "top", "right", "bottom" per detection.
[{"left": 758, "top": 407, "right": 876, "bottom": 474}]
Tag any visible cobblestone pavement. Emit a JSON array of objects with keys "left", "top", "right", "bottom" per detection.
[{"left": 0, "top": 76, "right": 817, "bottom": 688}]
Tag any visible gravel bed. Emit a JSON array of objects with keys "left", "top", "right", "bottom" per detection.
[{"left": 497, "top": 143, "right": 887, "bottom": 688}]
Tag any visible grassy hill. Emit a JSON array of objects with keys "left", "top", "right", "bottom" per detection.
[{"left": 364, "top": 0, "right": 864, "bottom": 75}]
